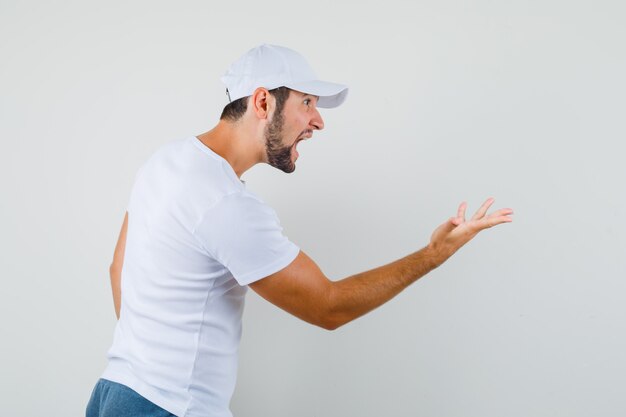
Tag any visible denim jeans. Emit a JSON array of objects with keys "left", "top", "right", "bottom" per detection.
[{"left": 86, "top": 379, "right": 176, "bottom": 417}]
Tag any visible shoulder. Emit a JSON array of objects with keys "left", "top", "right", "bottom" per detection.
[{"left": 207, "top": 190, "right": 280, "bottom": 224}]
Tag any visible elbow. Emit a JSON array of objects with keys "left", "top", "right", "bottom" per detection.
[
  {"left": 318, "top": 306, "right": 348, "bottom": 331},
  {"left": 296, "top": 312, "right": 343, "bottom": 331},
  {"left": 324, "top": 322, "right": 343, "bottom": 331},
  {"left": 109, "top": 262, "right": 122, "bottom": 279},
  {"left": 318, "top": 317, "right": 341, "bottom": 331},
  {"left": 319, "top": 312, "right": 354, "bottom": 331},
  {"left": 316, "top": 284, "right": 348, "bottom": 331}
]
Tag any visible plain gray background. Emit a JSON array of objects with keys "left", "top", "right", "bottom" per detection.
[{"left": 1, "top": 0, "right": 625, "bottom": 416}]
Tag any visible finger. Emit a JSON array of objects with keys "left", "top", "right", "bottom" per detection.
[
  {"left": 471, "top": 197, "right": 495, "bottom": 221},
  {"left": 457, "top": 201, "right": 467, "bottom": 222},
  {"left": 437, "top": 217, "right": 461, "bottom": 236},
  {"left": 482, "top": 215, "right": 513, "bottom": 229},
  {"left": 487, "top": 208, "right": 514, "bottom": 218},
  {"left": 448, "top": 217, "right": 461, "bottom": 228}
]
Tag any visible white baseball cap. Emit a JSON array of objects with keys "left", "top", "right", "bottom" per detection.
[{"left": 220, "top": 44, "right": 349, "bottom": 109}]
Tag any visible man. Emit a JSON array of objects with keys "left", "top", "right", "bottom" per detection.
[{"left": 87, "top": 44, "right": 513, "bottom": 417}]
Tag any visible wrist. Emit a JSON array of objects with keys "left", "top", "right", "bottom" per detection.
[{"left": 424, "top": 243, "right": 446, "bottom": 269}]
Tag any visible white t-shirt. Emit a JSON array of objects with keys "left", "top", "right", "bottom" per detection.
[{"left": 101, "top": 136, "right": 300, "bottom": 417}]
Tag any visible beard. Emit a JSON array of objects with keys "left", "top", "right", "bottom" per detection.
[{"left": 264, "top": 108, "right": 296, "bottom": 173}]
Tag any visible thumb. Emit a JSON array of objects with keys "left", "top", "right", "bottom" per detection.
[
  {"left": 443, "top": 217, "right": 460, "bottom": 231},
  {"left": 433, "top": 217, "right": 459, "bottom": 241},
  {"left": 450, "top": 216, "right": 462, "bottom": 226},
  {"left": 431, "top": 217, "right": 460, "bottom": 247}
]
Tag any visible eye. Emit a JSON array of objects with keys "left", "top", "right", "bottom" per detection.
[{"left": 303, "top": 98, "right": 311, "bottom": 106}]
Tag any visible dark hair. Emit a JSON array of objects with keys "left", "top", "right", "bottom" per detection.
[{"left": 220, "top": 86, "right": 291, "bottom": 122}]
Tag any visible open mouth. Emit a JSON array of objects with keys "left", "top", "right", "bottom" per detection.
[
  {"left": 293, "top": 139, "right": 302, "bottom": 158},
  {"left": 292, "top": 136, "right": 307, "bottom": 158}
]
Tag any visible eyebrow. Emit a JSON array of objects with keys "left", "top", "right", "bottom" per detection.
[{"left": 303, "top": 93, "right": 320, "bottom": 101}]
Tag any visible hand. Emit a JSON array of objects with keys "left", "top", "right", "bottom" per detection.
[{"left": 428, "top": 198, "right": 513, "bottom": 265}]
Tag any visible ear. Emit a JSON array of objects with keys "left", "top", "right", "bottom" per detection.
[{"left": 250, "top": 87, "right": 272, "bottom": 120}]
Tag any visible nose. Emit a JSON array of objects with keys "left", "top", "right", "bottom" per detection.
[{"left": 310, "top": 107, "right": 324, "bottom": 131}]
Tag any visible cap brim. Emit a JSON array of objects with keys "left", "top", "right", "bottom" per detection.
[{"left": 285, "top": 80, "right": 349, "bottom": 109}]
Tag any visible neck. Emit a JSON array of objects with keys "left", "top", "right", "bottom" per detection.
[{"left": 196, "top": 120, "right": 265, "bottom": 178}]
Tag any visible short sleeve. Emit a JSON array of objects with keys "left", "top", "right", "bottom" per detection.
[
  {"left": 193, "top": 192, "right": 300, "bottom": 286},
  {"left": 126, "top": 162, "right": 147, "bottom": 212}
]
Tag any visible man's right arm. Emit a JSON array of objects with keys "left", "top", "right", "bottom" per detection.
[
  {"left": 109, "top": 212, "right": 128, "bottom": 319},
  {"left": 249, "top": 198, "right": 513, "bottom": 330}
]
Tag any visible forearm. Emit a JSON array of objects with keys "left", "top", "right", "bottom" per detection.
[
  {"left": 110, "top": 264, "right": 122, "bottom": 319},
  {"left": 325, "top": 245, "right": 443, "bottom": 329},
  {"left": 110, "top": 212, "right": 128, "bottom": 320}
]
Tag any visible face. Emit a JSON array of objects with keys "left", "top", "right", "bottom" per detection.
[{"left": 264, "top": 90, "right": 324, "bottom": 173}]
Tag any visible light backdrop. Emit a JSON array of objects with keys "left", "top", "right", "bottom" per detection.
[{"left": 1, "top": 1, "right": 625, "bottom": 416}]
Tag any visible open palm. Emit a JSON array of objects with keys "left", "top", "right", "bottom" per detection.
[{"left": 429, "top": 198, "right": 514, "bottom": 260}]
